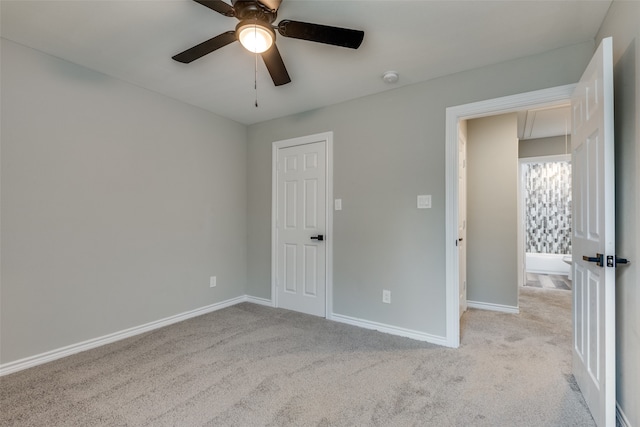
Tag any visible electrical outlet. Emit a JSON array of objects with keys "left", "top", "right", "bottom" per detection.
[
  {"left": 210, "top": 276, "right": 217, "bottom": 288},
  {"left": 382, "top": 290, "right": 391, "bottom": 304}
]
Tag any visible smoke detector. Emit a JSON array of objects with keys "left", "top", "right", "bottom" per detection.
[{"left": 382, "top": 71, "right": 399, "bottom": 84}]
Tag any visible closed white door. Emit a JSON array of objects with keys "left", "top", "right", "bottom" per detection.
[
  {"left": 571, "top": 37, "right": 615, "bottom": 427},
  {"left": 275, "top": 140, "right": 326, "bottom": 317},
  {"left": 458, "top": 125, "right": 467, "bottom": 316}
]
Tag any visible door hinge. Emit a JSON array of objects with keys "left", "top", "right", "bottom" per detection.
[{"left": 607, "top": 255, "right": 630, "bottom": 268}]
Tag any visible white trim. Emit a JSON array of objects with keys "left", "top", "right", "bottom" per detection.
[
  {"left": 524, "top": 269, "right": 570, "bottom": 276},
  {"left": 466, "top": 300, "right": 520, "bottom": 314},
  {"left": 0, "top": 295, "right": 247, "bottom": 376},
  {"left": 517, "top": 150, "right": 524, "bottom": 293},
  {"left": 245, "top": 296, "right": 274, "bottom": 307},
  {"left": 326, "top": 137, "right": 334, "bottom": 319},
  {"left": 331, "top": 313, "right": 449, "bottom": 347},
  {"left": 445, "top": 84, "right": 576, "bottom": 348},
  {"left": 616, "top": 402, "right": 631, "bottom": 427},
  {"left": 271, "top": 132, "right": 334, "bottom": 318}
]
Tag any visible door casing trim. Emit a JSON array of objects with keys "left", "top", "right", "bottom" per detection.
[
  {"left": 444, "top": 84, "right": 576, "bottom": 348},
  {"left": 271, "top": 132, "right": 334, "bottom": 318}
]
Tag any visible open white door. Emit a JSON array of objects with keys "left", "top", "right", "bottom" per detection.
[{"left": 571, "top": 37, "right": 615, "bottom": 427}]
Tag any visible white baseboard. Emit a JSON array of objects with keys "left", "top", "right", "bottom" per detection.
[
  {"left": 0, "top": 295, "right": 247, "bottom": 377},
  {"left": 331, "top": 313, "right": 449, "bottom": 347},
  {"left": 617, "top": 402, "right": 631, "bottom": 427},
  {"left": 467, "top": 300, "right": 520, "bottom": 314},
  {"left": 245, "top": 296, "right": 273, "bottom": 307},
  {"left": 526, "top": 269, "right": 570, "bottom": 276}
]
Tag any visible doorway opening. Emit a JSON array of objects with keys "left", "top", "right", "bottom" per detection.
[{"left": 444, "top": 84, "right": 576, "bottom": 348}]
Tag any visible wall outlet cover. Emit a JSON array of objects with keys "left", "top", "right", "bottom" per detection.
[
  {"left": 382, "top": 290, "right": 391, "bottom": 304},
  {"left": 210, "top": 276, "right": 217, "bottom": 288}
]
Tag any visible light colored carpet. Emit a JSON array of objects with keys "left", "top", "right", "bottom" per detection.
[{"left": 1, "top": 287, "right": 594, "bottom": 426}]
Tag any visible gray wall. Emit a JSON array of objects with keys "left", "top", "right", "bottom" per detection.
[
  {"left": 0, "top": 39, "right": 248, "bottom": 363},
  {"left": 247, "top": 41, "right": 594, "bottom": 337},
  {"left": 519, "top": 135, "right": 571, "bottom": 158},
  {"left": 466, "top": 114, "right": 518, "bottom": 307},
  {"left": 597, "top": 1, "right": 640, "bottom": 424}
]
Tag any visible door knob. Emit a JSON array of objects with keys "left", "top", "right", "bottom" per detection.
[
  {"left": 582, "top": 253, "right": 604, "bottom": 267},
  {"left": 310, "top": 235, "right": 324, "bottom": 241}
]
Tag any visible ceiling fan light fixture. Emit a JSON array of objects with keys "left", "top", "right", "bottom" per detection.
[
  {"left": 173, "top": 0, "right": 366, "bottom": 87},
  {"left": 237, "top": 21, "right": 275, "bottom": 53}
]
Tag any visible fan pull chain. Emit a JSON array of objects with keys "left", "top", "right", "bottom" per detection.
[
  {"left": 254, "top": 51, "right": 259, "bottom": 108},
  {"left": 253, "top": 22, "right": 259, "bottom": 108}
]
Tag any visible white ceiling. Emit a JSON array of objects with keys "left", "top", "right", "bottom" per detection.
[{"left": 0, "top": 0, "right": 612, "bottom": 125}]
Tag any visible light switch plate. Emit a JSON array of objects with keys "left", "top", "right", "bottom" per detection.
[
  {"left": 417, "top": 195, "right": 432, "bottom": 209},
  {"left": 335, "top": 199, "right": 342, "bottom": 211}
]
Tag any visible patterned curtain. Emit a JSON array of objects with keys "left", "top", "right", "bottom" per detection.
[{"left": 524, "top": 161, "right": 572, "bottom": 254}]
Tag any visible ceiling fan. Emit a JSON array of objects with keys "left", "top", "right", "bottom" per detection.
[{"left": 172, "top": 0, "right": 365, "bottom": 86}]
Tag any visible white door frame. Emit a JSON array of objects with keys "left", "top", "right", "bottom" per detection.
[
  {"left": 458, "top": 123, "right": 468, "bottom": 316},
  {"left": 444, "top": 84, "right": 576, "bottom": 348},
  {"left": 271, "top": 132, "right": 334, "bottom": 318}
]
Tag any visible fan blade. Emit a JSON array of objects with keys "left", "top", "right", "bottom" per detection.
[
  {"left": 172, "top": 31, "right": 237, "bottom": 63},
  {"left": 193, "top": 0, "right": 235, "bottom": 17},
  {"left": 258, "top": 0, "right": 282, "bottom": 11},
  {"left": 261, "top": 44, "right": 291, "bottom": 86},
  {"left": 277, "top": 20, "right": 364, "bottom": 49}
]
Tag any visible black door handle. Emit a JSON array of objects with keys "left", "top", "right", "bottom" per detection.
[
  {"left": 310, "top": 235, "right": 324, "bottom": 241},
  {"left": 582, "top": 253, "right": 604, "bottom": 267}
]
